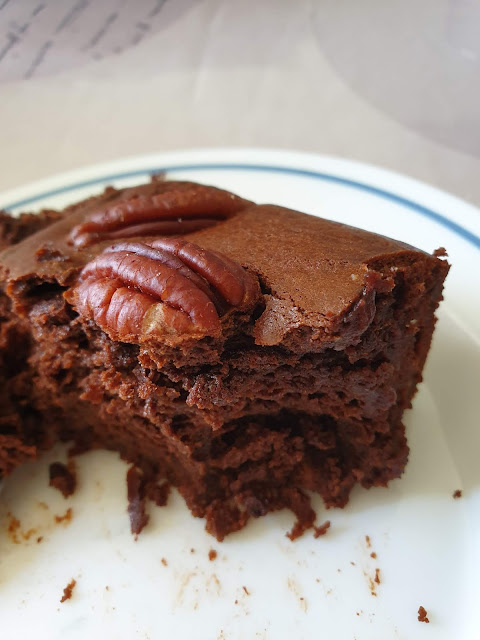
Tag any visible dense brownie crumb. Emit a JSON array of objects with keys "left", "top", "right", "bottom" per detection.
[
  {"left": 7, "top": 513, "right": 21, "bottom": 544},
  {"left": 208, "top": 549, "right": 218, "bottom": 561},
  {"left": 0, "top": 179, "right": 450, "bottom": 540},
  {"left": 285, "top": 490, "right": 317, "bottom": 540},
  {"left": 5, "top": 513, "right": 38, "bottom": 543},
  {"left": 313, "top": 520, "right": 331, "bottom": 538},
  {"left": 453, "top": 489, "right": 462, "bottom": 499},
  {"left": 49, "top": 461, "right": 77, "bottom": 498},
  {"left": 126, "top": 466, "right": 149, "bottom": 536},
  {"left": 146, "top": 481, "right": 170, "bottom": 507},
  {"left": 54, "top": 508, "right": 73, "bottom": 524},
  {"left": 60, "top": 578, "right": 76, "bottom": 603},
  {"left": 417, "top": 606, "right": 430, "bottom": 623}
]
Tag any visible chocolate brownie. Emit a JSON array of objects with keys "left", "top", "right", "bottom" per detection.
[
  {"left": 0, "top": 209, "right": 63, "bottom": 250},
  {"left": 0, "top": 178, "right": 449, "bottom": 539}
]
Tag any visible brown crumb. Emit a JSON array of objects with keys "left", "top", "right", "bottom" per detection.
[
  {"left": 366, "top": 573, "right": 378, "bottom": 597},
  {"left": 433, "top": 247, "right": 448, "bottom": 258},
  {"left": 54, "top": 507, "right": 73, "bottom": 525},
  {"left": 190, "top": 548, "right": 195, "bottom": 553},
  {"left": 242, "top": 586, "right": 250, "bottom": 595},
  {"left": 234, "top": 600, "right": 238, "bottom": 605},
  {"left": 284, "top": 490, "right": 317, "bottom": 540},
  {"left": 210, "top": 574, "right": 221, "bottom": 590},
  {"left": 374, "top": 568, "right": 381, "bottom": 585},
  {"left": 60, "top": 579, "right": 76, "bottom": 603},
  {"left": 453, "top": 489, "right": 462, "bottom": 499},
  {"left": 68, "top": 438, "right": 91, "bottom": 457},
  {"left": 370, "top": 552, "right": 377, "bottom": 559},
  {"left": 161, "top": 558, "right": 168, "bottom": 566},
  {"left": 418, "top": 606, "right": 430, "bottom": 623},
  {"left": 152, "top": 171, "right": 167, "bottom": 183},
  {"left": 6, "top": 513, "right": 39, "bottom": 543},
  {"left": 22, "top": 527, "right": 37, "bottom": 541},
  {"left": 7, "top": 513, "right": 21, "bottom": 544},
  {"left": 126, "top": 466, "right": 149, "bottom": 537},
  {"left": 350, "top": 561, "right": 356, "bottom": 566},
  {"left": 365, "top": 535, "right": 371, "bottom": 548},
  {"left": 208, "top": 549, "right": 217, "bottom": 561},
  {"left": 37, "top": 536, "right": 43, "bottom": 543},
  {"left": 313, "top": 520, "right": 331, "bottom": 538},
  {"left": 49, "top": 461, "right": 76, "bottom": 498},
  {"left": 105, "top": 586, "right": 109, "bottom": 591},
  {"left": 146, "top": 481, "right": 170, "bottom": 507}
]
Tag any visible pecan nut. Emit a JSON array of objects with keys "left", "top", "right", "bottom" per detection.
[
  {"left": 69, "top": 182, "right": 251, "bottom": 248},
  {"left": 66, "top": 239, "right": 260, "bottom": 343}
]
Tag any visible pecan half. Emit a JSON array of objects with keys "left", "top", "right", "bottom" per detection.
[
  {"left": 67, "top": 239, "right": 259, "bottom": 343},
  {"left": 69, "top": 182, "right": 251, "bottom": 248}
]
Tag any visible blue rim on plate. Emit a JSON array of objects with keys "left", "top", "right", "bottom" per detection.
[{"left": 3, "top": 163, "right": 480, "bottom": 250}]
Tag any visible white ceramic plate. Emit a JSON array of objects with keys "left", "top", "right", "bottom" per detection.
[{"left": 0, "top": 149, "right": 479, "bottom": 640}]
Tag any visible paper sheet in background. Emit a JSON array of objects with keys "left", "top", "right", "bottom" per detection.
[{"left": 0, "top": 0, "right": 169, "bottom": 80}]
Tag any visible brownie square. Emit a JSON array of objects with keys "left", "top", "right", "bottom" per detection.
[{"left": 0, "top": 179, "right": 449, "bottom": 539}]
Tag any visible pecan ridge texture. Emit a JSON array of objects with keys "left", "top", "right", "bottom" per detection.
[
  {"left": 67, "top": 238, "right": 260, "bottom": 343},
  {"left": 68, "top": 182, "right": 252, "bottom": 248}
]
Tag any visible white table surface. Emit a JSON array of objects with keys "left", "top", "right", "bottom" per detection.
[{"left": 1, "top": 0, "right": 480, "bottom": 207}]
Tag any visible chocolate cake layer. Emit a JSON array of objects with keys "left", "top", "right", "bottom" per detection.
[{"left": 0, "top": 179, "right": 449, "bottom": 539}]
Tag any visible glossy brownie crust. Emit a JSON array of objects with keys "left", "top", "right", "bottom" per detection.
[{"left": 0, "top": 179, "right": 449, "bottom": 539}]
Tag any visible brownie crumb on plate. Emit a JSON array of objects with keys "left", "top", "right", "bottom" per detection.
[
  {"left": 146, "top": 481, "right": 170, "bottom": 507},
  {"left": 60, "top": 578, "right": 76, "bottom": 603},
  {"left": 54, "top": 507, "right": 73, "bottom": 524},
  {"left": 313, "top": 520, "right": 331, "bottom": 538},
  {"left": 6, "top": 513, "right": 21, "bottom": 544},
  {"left": 49, "top": 460, "right": 77, "bottom": 498},
  {"left": 418, "top": 605, "right": 430, "bottom": 623},
  {"left": 126, "top": 466, "right": 149, "bottom": 536}
]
